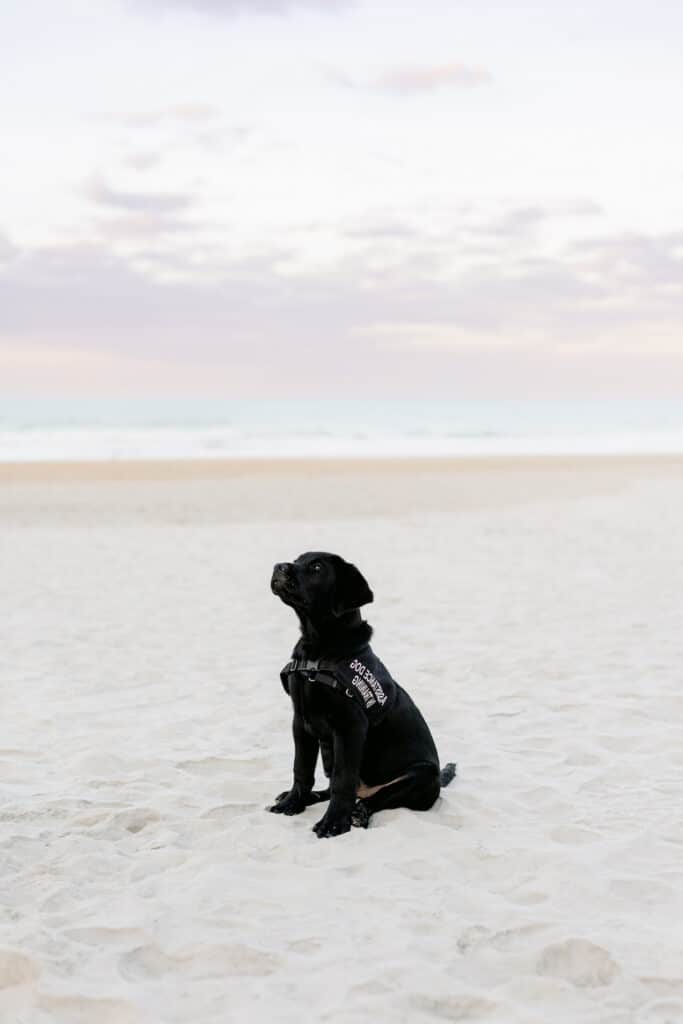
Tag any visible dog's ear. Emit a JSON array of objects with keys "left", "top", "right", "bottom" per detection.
[{"left": 331, "top": 557, "right": 374, "bottom": 615}]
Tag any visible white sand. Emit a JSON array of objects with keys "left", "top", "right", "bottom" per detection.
[{"left": 2, "top": 457, "right": 683, "bottom": 1023}]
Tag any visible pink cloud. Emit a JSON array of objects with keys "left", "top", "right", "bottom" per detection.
[{"left": 378, "top": 62, "right": 492, "bottom": 94}]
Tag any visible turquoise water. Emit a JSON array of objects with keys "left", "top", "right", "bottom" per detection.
[{"left": 1, "top": 398, "right": 682, "bottom": 460}]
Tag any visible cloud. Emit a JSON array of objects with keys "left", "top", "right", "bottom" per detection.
[
  {"left": 98, "top": 104, "right": 220, "bottom": 127},
  {"left": 0, "top": 233, "right": 661, "bottom": 343},
  {"left": 452, "top": 200, "right": 605, "bottom": 251},
  {"left": 125, "top": 151, "right": 163, "bottom": 171},
  {"left": 572, "top": 231, "right": 683, "bottom": 286},
  {"left": 320, "top": 64, "right": 356, "bottom": 90},
  {"left": 0, "top": 243, "right": 298, "bottom": 344},
  {"left": 84, "top": 173, "right": 194, "bottom": 214},
  {"left": 0, "top": 343, "right": 273, "bottom": 397},
  {"left": 377, "top": 62, "right": 492, "bottom": 94},
  {"left": 356, "top": 322, "right": 533, "bottom": 351},
  {"left": 488, "top": 206, "right": 548, "bottom": 237},
  {"left": 0, "top": 231, "right": 18, "bottom": 264},
  {"left": 168, "top": 103, "right": 221, "bottom": 121},
  {"left": 135, "top": 0, "right": 349, "bottom": 15},
  {"left": 2, "top": 214, "right": 682, "bottom": 396},
  {"left": 564, "top": 199, "right": 603, "bottom": 217},
  {"left": 92, "top": 213, "right": 199, "bottom": 241},
  {"left": 342, "top": 217, "right": 419, "bottom": 241},
  {"left": 323, "top": 60, "right": 493, "bottom": 96}
]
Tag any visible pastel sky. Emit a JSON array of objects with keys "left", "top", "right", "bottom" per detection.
[{"left": 2, "top": 0, "right": 682, "bottom": 396}]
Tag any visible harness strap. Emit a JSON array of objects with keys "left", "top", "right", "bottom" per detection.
[
  {"left": 282, "top": 646, "right": 384, "bottom": 714},
  {"left": 285, "top": 656, "right": 340, "bottom": 674},
  {"left": 282, "top": 657, "right": 353, "bottom": 697}
]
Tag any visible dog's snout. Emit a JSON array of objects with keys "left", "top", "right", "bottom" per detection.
[{"left": 271, "top": 561, "right": 295, "bottom": 598}]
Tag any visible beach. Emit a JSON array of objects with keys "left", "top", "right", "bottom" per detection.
[{"left": 2, "top": 455, "right": 683, "bottom": 1023}]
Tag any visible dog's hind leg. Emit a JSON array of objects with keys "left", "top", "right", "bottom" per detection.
[{"left": 351, "top": 763, "right": 441, "bottom": 827}]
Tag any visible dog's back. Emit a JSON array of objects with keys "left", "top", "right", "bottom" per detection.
[{"left": 357, "top": 650, "right": 440, "bottom": 786}]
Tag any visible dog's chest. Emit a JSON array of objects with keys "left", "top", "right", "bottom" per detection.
[{"left": 288, "top": 673, "right": 341, "bottom": 735}]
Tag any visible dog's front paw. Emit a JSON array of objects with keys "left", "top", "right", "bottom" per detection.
[
  {"left": 312, "top": 809, "right": 352, "bottom": 838},
  {"left": 268, "top": 789, "right": 307, "bottom": 815}
]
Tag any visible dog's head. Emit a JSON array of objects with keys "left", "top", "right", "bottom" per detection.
[{"left": 271, "top": 552, "right": 373, "bottom": 618}]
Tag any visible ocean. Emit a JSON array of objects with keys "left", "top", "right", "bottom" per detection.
[{"left": 1, "top": 398, "right": 682, "bottom": 461}]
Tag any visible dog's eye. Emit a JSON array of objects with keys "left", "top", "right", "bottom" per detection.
[{"left": 310, "top": 562, "right": 322, "bottom": 573}]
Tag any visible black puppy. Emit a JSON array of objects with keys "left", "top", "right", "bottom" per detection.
[{"left": 269, "top": 552, "right": 456, "bottom": 837}]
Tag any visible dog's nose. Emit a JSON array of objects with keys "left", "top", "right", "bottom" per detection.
[{"left": 273, "top": 562, "right": 290, "bottom": 578}]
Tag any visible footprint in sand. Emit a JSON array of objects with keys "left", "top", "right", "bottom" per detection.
[
  {"left": 550, "top": 825, "right": 602, "bottom": 845},
  {"left": 640, "top": 977, "right": 683, "bottom": 998},
  {"left": 456, "top": 924, "right": 548, "bottom": 955},
  {"left": 38, "top": 994, "right": 140, "bottom": 1024},
  {"left": 72, "top": 807, "right": 123, "bottom": 828},
  {"left": 456, "top": 926, "right": 490, "bottom": 954},
  {"left": 176, "top": 756, "right": 270, "bottom": 776},
  {"left": 434, "top": 811, "right": 464, "bottom": 830},
  {"left": 610, "top": 878, "right": 673, "bottom": 906},
  {"left": 0, "top": 949, "right": 40, "bottom": 988},
  {"left": 390, "top": 859, "right": 438, "bottom": 881},
  {"left": 287, "top": 937, "right": 324, "bottom": 954},
  {"left": 487, "top": 924, "right": 550, "bottom": 952},
  {"left": 598, "top": 733, "right": 643, "bottom": 752},
  {"left": 118, "top": 944, "right": 180, "bottom": 980},
  {"left": 409, "top": 992, "right": 501, "bottom": 1020},
  {"left": 639, "top": 999, "right": 683, "bottom": 1022},
  {"left": 200, "top": 802, "right": 260, "bottom": 821},
  {"left": 536, "top": 938, "right": 619, "bottom": 987},
  {"left": 64, "top": 926, "right": 147, "bottom": 947},
  {"left": 108, "top": 809, "right": 161, "bottom": 834},
  {"left": 519, "top": 786, "right": 564, "bottom": 806},
  {"left": 74, "top": 753, "right": 128, "bottom": 777},
  {"left": 119, "top": 943, "right": 281, "bottom": 981},
  {"left": 506, "top": 890, "right": 548, "bottom": 907},
  {"left": 196, "top": 944, "right": 282, "bottom": 977},
  {"left": 564, "top": 752, "right": 601, "bottom": 767}
]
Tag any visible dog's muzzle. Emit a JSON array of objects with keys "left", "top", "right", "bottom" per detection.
[{"left": 271, "top": 563, "right": 295, "bottom": 595}]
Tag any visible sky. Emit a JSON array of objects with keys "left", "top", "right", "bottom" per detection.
[{"left": 1, "top": 0, "right": 682, "bottom": 397}]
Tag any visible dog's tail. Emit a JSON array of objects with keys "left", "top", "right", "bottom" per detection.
[{"left": 440, "top": 762, "right": 457, "bottom": 788}]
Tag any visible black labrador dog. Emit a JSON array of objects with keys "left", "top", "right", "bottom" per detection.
[{"left": 269, "top": 552, "right": 455, "bottom": 837}]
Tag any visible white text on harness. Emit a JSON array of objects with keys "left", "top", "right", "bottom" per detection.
[{"left": 349, "top": 658, "right": 387, "bottom": 707}]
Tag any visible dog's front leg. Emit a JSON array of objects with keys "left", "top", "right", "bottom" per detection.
[
  {"left": 313, "top": 719, "right": 367, "bottom": 838},
  {"left": 269, "top": 714, "right": 319, "bottom": 815}
]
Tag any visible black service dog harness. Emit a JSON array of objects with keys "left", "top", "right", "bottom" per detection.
[{"left": 280, "top": 645, "right": 397, "bottom": 725}]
